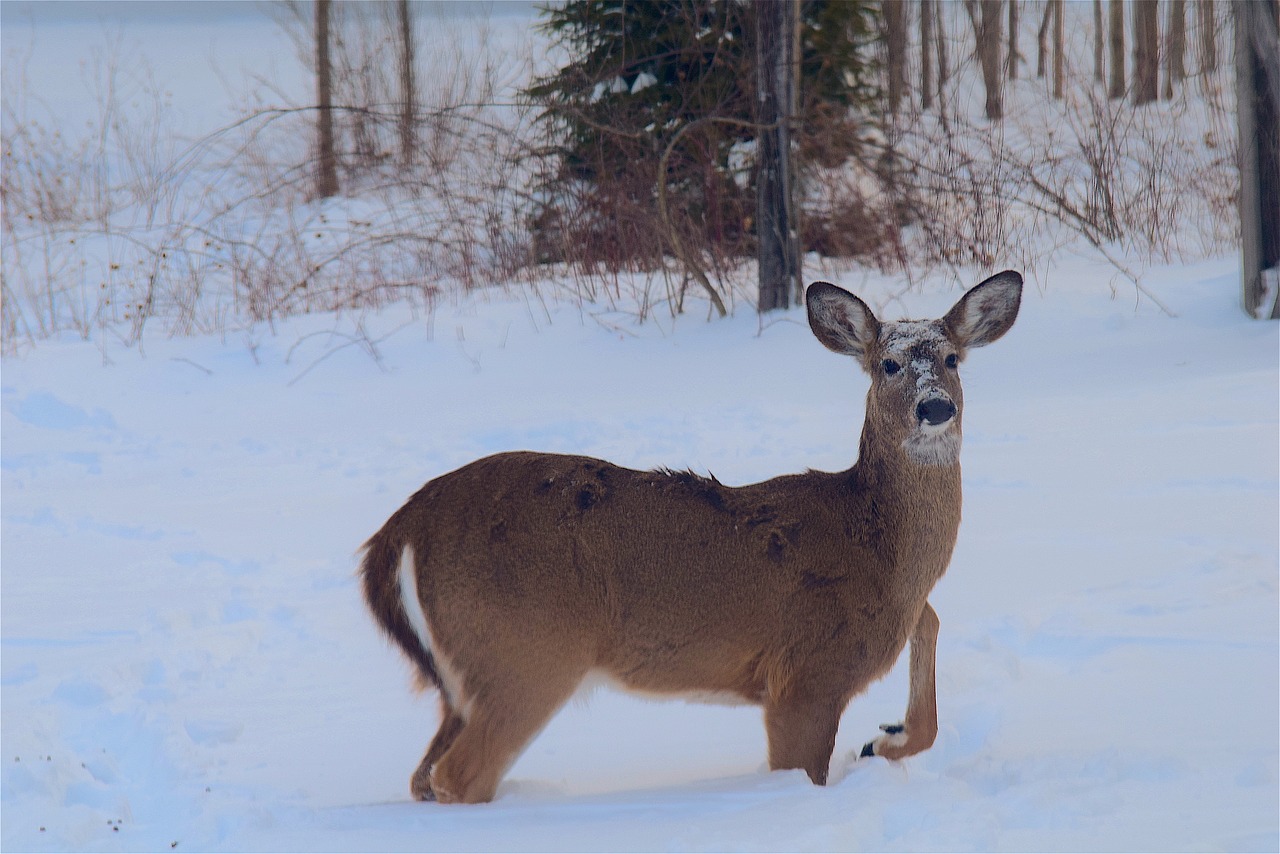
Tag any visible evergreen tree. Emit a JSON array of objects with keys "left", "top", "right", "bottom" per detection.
[{"left": 526, "top": 0, "right": 878, "bottom": 270}]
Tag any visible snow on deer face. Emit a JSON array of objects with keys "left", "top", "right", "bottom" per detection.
[{"left": 876, "top": 319, "right": 963, "bottom": 465}]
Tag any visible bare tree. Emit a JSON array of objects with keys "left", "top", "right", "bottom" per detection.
[
  {"left": 397, "top": 0, "right": 415, "bottom": 166},
  {"left": 1053, "top": 0, "right": 1065, "bottom": 99},
  {"left": 921, "top": 0, "right": 935, "bottom": 108},
  {"left": 1037, "top": 2, "right": 1051, "bottom": 78},
  {"left": 1133, "top": 0, "right": 1159, "bottom": 105},
  {"left": 1037, "top": 0, "right": 1064, "bottom": 97},
  {"left": 1164, "top": 0, "right": 1187, "bottom": 99},
  {"left": 315, "top": 0, "right": 339, "bottom": 199},
  {"left": 1109, "top": 0, "right": 1125, "bottom": 98},
  {"left": 1235, "top": 0, "right": 1280, "bottom": 318},
  {"left": 884, "top": 0, "right": 908, "bottom": 114},
  {"left": 935, "top": 0, "right": 950, "bottom": 96},
  {"left": 1008, "top": 0, "right": 1020, "bottom": 80},
  {"left": 968, "top": 0, "right": 1005, "bottom": 120},
  {"left": 1094, "top": 0, "right": 1106, "bottom": 84},
  {"left": 1198, "top": 0, "right": 1217, "bottom": 75},
  {"left": 756, "top": 0, "right": 800, "bottom": 312}
]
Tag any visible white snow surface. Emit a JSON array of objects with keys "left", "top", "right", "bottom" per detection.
[
  {"left": 2, "top": 3, "right": 1278, "bottom": 851},
  {"left": 2, "top": 254, "right": 1278, "bottom": 851}
]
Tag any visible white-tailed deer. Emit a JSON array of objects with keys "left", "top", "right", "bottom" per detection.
[{"left": 361, "top": 271, "right": 1022, "bottom": 804}]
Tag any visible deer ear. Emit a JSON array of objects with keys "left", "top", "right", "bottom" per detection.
[
  {"left": 806, "top": 282, "right": 881, "bottom": 360},
  {"left": 944, "top": 270, "right": 1022, "bottom": 349}
]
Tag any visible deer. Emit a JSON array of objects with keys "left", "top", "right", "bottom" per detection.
[{"left": 360, "top": 270, "right": 1022, "bottom": 804}]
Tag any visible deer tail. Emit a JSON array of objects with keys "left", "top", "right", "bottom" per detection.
[{"left": 360, "top": 523, "right": 441, "bottom": 693}]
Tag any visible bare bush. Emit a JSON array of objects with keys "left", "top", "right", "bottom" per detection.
[
  {"left": 2, "top": 7, "right": 542, "bottom": 352},
  {"left": 860, "top": 1, "right": 1236, "bottom": 301},
  {"left": 0, "top": 2, "right": 1240, "bottom": 352}
]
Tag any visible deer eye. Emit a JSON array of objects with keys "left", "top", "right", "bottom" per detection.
[
  {"left": 882, "top": 359, "right": 901, "bottom": 376},
  {"left": 944, "top": 353, "right": 959, "bottom": 369}
]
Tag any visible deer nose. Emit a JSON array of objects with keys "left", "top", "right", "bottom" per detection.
[{"left": 916, "top": 398, "right": 956, "bottom": 426}]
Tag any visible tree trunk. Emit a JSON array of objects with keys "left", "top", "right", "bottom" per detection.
[
  {"left": 1198, "top": 0, "right": 1217, "bottom": 75},
  {"left": 1053, "top": 0, "right": 1065, "bottom": 99},
  {"left": 398, "top": 0, "right": 415, "bottom": 166},
  {"left": 934, "top": 0, "right": 950, "bottom": 125},
  {"left": 1094, "top": 0, "right": 1106, "bottom": 84},
  {"left": 1164, "top": 0, "right": 1186, "bottom": 98},
  {"left": 884, "top": 0, "right": 908, "bottom": 114},
  {"left": 921, "top": 0, "right": 935, "bottom": 109},
  {"left": 1008, "top": 0, "right": 1019, "bottom": 80},
  {"left": 1109, "top": 0, "right": 1125, "bottom": 99},
  {"left": 1133, "top": 0, "right": 1159, "bottom": 106},
  {"left": 1235, "top": 0, "right": 1280, "bottom": 318},
  {"left": 756, "top": 0, "right": 800, "bottom": 313},
  {"left": 936, "top": 0, "right": 950, "bottom": 93},
  {"left": 969, "top": 0, "right": 1004, "bottom": 120},
  {"left": 315, "top": 0, "right": 339, "bottom": 199},
  {"left": 1037, "top": 2, "right": 1051, "bottom": 78}
]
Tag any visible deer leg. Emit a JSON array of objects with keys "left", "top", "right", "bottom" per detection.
[
  {"left": 409, "top": 698, "right": 466, "bottom": 801},
  {"left": 429, "top": 667, "right": 584, "bottom": 804},
  {"left": 764, "top": 688, "right": 843, "bottom": 785},
  {"left": 861, "top": 601, "right": 940, "bottom": 761}
]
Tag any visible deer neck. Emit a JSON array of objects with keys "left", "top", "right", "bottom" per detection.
[{"left": 849, "top": 416, "right": 963, "bottom": 592}]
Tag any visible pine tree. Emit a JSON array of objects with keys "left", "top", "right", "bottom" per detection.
[{"left": 525, "top": 0, "right": 878, "bottom": 270}]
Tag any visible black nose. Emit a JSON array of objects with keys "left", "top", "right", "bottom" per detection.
[{"left": 916, "top": 398, "right": 956, "bottom": 425}]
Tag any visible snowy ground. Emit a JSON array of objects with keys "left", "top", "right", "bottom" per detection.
[
  {"left": 2, "top": 254, "right": 1277, "bottom": 851},
  {"left": 3, "top": 1, "right": 1278, "bottom": 850}
]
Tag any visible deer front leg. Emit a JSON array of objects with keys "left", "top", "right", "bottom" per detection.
[{"left": 861, "top": 601, "right": 939, "bottom": 761}]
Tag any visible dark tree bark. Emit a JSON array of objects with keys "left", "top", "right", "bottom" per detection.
[
  {"left": 933, "top": 0, "right": 951, "bottom": 125},
  {"left": 921, "top": 0, "right": 935, "bottom": 109},
  {"left": 1008, "top": 0, "right": 1019, "bottom": 80},
  {"left": 1235, "top": 0, "right": 1280, "bottom": 318},
  {"left": 398, "top": 0, "right": 415, "bottom": 166},
  {"left": 756, "top": 0, "right": 800, "bottom": 313},
  {"left": 968, "top": 0, "right": 1004, "bottom": 120},
  {"left": 1053, "top": 0, "right": 1065, "bottom": 99},
  {"left": 1036, "top": 0, "right": 1063, "bottom": 96},
  {"left": 315, "top": 0, "right": 339, "bottom": 199},
  {"left": 1199, "top": 0, "right": 1217, "bottom": 75},
  {"left": 935, "top": 0, "right": 950, "bottom": 93},
  {"left": 1133, "top": 0, "right": 1159, "bottom": 106},
  {"left": 1037, "top": 1, "right": 1051, "bottom": 78},
  {"left": 1164, "top": 0, "right": 1187, "bottom": 99},
  {"left": 1094, "top": 0, "right": 1106, "bottom": 84},
  {"left": 1109, "top": 0, "right": 1125, "bottom": 99},
  {"left": 884, "top": 0, "right": 908, "bottom": 114}
]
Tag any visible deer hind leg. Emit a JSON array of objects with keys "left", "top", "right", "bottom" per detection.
[
  {"left": 861, "top": 601, "right": 940, "bottom": 761},
  {"left": 410, "top": 697, "right": 465, "bottom": 801},
  {"left": 428, "top": 662, "right": 588, "bottom": 804},
  {"left": 765, "top": 684, "right": 844, "bottom": 786}
]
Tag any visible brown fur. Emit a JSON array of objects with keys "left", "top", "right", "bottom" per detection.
[{"left": 361, "top": 271, "right": 1022, "bottom": 804}]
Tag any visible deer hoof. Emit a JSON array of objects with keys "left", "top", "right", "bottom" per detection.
[{"left": 861, "top": 722, "right": 910, "bottom": 759}]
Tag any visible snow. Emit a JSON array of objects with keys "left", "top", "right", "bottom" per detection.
[
  {"left": 3, "top": 254, "right": 1277, "bottom": 851},
  {"left": 3, "top": 3, "right": 1278, "bottom": 851}
]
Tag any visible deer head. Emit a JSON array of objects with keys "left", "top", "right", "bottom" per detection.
[{"left": 806, "top": 271, "right": 1023, "bottom": 465}]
